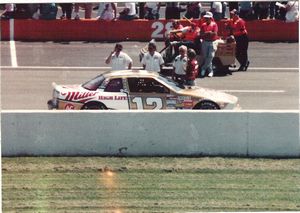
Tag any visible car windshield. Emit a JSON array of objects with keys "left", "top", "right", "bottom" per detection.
[
  {"left": 157, "top": 75, "right": 185, "bottom": 91},
  {"left": 82, "top": 75, "right": 105, "bottom": 91}
]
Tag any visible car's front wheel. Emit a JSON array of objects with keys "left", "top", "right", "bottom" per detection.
[
  {"left": 193, "top": 100, "right": 220, "bottom": 110},
  {"left": 82, "top": 102, "right": 107, "bottom": 110}
]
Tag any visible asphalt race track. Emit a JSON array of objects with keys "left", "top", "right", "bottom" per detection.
[{"left": 0, "top": 41, "right": 299, "bottom": 110}]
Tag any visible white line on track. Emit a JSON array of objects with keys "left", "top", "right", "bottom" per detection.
[
  {"left": 1, "top": 66, "right": 113, "bottom": 70},
  {"left": 248, "top": 67, "right": 299, "bottom": 70},
  {"left": 221, "top": 90, "right": 285, "bottom": 93},
  {"left": 9, "top": 19, "right": 18, "bottom": 68},
  {"left": 0, "top": 66, "right": 298, "bottom": 70}
]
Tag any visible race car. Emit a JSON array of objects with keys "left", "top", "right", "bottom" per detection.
[{"left": 47, "top": 70, "right": 239, "bottom": 110}]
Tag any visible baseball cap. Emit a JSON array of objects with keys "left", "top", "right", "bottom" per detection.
[{"left": 204, "top": 11, "right": 213, "bottom": 19}]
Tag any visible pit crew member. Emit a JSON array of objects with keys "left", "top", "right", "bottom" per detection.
[
  {"left": 141, "top": 41, "right": 164, "bottom": 73},
  {"left": 105, "top": 43, "right": 133, "bottom": 71}
]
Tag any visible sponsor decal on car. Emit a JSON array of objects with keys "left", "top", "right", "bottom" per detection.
[
  {"left": 99, "top": 96, "right": 128, "bottom": 101},
  {"left": 166, "top": 99, "right": 177, "bottom": 105},
  {"left": 166, "top": 104, "right": 176, "bottom": 109},
  {"left": 178, "top": 96, "right": 191, "bottom": 101},
  {"left": 166, "top": 95, "right": 178, "bottom": 100},
  {"left": 65, "top": 103, "right": 75, "bottom": 110},
  {"left": 99, "top": 96, "right": 114, "bottom": 100},
  {"left": 166, "top": 98, "right": 177, "bottom": 109},
  {"left": 62, "top": 91, "right": 98, "bottom": 102},
  {"left": 183, "top": 100, "right": 194, "bottom": 109},
  {"left": 114, "top": 96, "right": 128, "bottom": 100}
]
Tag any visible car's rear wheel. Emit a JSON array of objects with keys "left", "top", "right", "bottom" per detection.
[
  {"left": 193, "top": 100, "right": 220, "bottom": 110},
  {"left": 82, "top": 102, "right": 107, "bottom": 110}
]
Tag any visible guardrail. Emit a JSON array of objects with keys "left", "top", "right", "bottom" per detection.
[
  {"left": 2, "top": 110, "right": 299, "bottom": 157},
  {"left": 0, "top": 19, "right": 298, "bottom": 41}
]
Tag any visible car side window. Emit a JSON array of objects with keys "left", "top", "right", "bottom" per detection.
[
  {"left": 128, "top": 78, "right": 170, "bottom": 94},
  {"left": 104, "top": 78, "right": 124, "bottom": 92}
]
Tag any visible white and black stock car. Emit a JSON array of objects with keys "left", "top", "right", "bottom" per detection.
[{"left": 48, "top": 70, "right": 239, "bottom": 110}]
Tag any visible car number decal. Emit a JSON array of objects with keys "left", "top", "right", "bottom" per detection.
[{"left": 132, "top": 97, "right": 163, "bottom": 110}]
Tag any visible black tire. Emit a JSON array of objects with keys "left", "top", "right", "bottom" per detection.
[
  {"left": 193, "top": 100, "right": 220, "bottom": 110},
  {"left": 81, "top": 102, "right": 107, "bottom": 110}
]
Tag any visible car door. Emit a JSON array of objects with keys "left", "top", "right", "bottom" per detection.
[
  {"left": 126, "top": 77, "right": 170, "bottom": 110},
  {"left": 101, "top": 78, "right": 130, "bottom": 110}
]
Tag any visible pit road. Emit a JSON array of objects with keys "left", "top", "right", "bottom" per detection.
[{"left": 1, "top": 41, "right": 298, "bottom": 110}]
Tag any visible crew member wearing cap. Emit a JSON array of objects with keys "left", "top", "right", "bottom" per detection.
[
  {"left": 105, "top": 43, "right": 133, "bottom": 71},
  {"left": 227, "top": 9, "right": 250, "bottom": 71},
  {"left": 141, "top": 41, "right": 164, "bottom": 72},
  {"left": 200, "top": 11, "right": 218, "bottom": 77}
]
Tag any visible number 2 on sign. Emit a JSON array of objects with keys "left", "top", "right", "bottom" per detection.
[
  {"left": 132, "top": 97, "right": 163, "bottom": 110},
  {"left": 151, "top": 22, "right": 173, "bottom": 39}
]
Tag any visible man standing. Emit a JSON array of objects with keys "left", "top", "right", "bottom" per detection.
[
  {"left": 228, "top": 9, "right": 250, "bottom": 71},
  {"left": 105, "top": 44, "right": 133, "bottom": 71},
  {"left": 169, "top": 22, "right": 201, "bottom": 55},
  {"left": 141, "top": 41, "right": 164, "bottom": 73},
  {"left": 200, "top": 11, "right": 218, "bottom": 77},
  {"left": 172, "top": 45, "right": 188, "bottom": 85}
]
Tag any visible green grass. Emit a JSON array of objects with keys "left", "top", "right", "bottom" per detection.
[{"left": 2, "top": 157, "right": 300, "bottom": 212}]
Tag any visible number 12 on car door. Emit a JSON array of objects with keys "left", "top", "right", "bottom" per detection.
[{"left": 130, "top": 97, "right": 163, "bottom": 110}]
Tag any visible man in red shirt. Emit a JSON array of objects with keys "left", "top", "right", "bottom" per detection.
[
  {"left": 200, "top": 11, "right": 218, "bottom": 77},
  {"left": 185, "top": 49, "right": 199, "bottom": 87},
  {"left": 169, "top": 22, "right": 200, "bottom": 43},
  {"left": 168, "top": 20, "right": 184, "bottom": 41},
  {"left": 228, "top": 9, "right": 250, "bottom": 71},
  {"left": 168, "top": 22, "right": 201, "bottom": 58}
]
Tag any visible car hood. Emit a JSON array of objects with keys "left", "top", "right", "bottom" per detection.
[
  {"left": 53, "top": 83, "right": 82, "bottom": 91},
  {"left": 52, "top": 83, "right": 100, "bottom": 102},
  {"left": 178, "top": 87, "right": 238, "bottom": 104}
]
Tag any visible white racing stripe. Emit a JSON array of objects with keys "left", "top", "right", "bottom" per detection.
[
  {"left": 9, "top": 19, "right": 18, "bottom": 68},
  {"left": 221, "top": 90, "right": 285, "bottom": 93}
]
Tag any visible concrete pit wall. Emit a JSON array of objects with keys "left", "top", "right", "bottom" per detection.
[{"left": 1, "top": 110, "right": 299, "bottom": 157}]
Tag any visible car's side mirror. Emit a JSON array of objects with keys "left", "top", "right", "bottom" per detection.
[{"left": 120, "top": 89, "right": 128, "bottom": 94}]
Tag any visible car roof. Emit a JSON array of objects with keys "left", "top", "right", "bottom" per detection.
[{"left": 103, "top": 70, "right": 160, "bottom": 79}]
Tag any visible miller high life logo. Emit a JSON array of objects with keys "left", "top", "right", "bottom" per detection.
[{"left": 62, "top": 91, "right": 98, "bottom": 102}]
